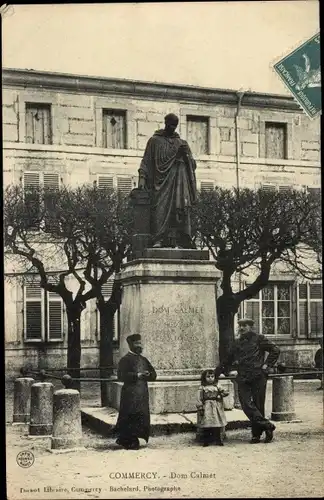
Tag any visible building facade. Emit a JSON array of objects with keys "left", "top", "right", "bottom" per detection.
[{"left": 3, "top": 68, "right": 322, "bottom": 376}]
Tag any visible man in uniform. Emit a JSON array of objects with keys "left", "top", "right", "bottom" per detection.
[
  {"left": 138, "top": 113, "right": 197, "bottom": 249},
  {"left": 215, "top": 318, "right": 280, "bottom": 443},
  {"left": 115, "top": 334, "right": 157, "bottom": 450}
]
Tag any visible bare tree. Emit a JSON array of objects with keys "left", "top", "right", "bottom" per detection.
[
  {"left": 193, "top": 187, "right": 321, "bottom": 362},
  {"left": 4, "top": 183, "right": 133, "bottom": 392}
]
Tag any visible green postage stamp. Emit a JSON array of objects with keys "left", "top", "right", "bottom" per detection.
[{"left": 274, "top": 33, "right": 321, "bottom": 119}]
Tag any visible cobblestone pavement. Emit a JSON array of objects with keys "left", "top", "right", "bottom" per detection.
[{"left": 6, "top": 381, "right": 324, "bottom": 499}]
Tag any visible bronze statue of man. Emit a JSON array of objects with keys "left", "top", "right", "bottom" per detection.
[{"left": 138, "top": 113, "right": 197, "bottom": 249}]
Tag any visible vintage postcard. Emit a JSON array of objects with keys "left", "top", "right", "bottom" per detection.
[{"left": 3, "top": 2, "right": 322, "bottom": 500}]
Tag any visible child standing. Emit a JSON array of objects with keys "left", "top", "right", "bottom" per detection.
[{"left": 196, "top": 369, "right": 229, "bottom": 446}]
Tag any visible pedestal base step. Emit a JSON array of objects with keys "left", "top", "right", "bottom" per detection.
[{"left": 81, "top": 407, "right": 250, "bottom": 437}]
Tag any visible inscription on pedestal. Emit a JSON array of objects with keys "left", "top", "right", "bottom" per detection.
[{"left": 152, "top": 305, "right": 204, "bottom": 314}]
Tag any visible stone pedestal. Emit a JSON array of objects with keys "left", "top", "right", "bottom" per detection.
[
  {"left": 107, "top": 251, "right": 221, "bottom": 413},
  {"left": 13, "top": 377, "right": 35, "bottom": 424},
  {"left": 271, "top": 376, "right": 296, "bottom": 421},
  {"left": 29, "top": 382, "right": 54, "bottom": 436}
]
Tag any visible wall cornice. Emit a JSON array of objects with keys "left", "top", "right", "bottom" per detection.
[{"left": 2, "top": 68, "right": 301, "bottom": 112}]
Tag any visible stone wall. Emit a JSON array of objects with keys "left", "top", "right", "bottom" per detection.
[{"left": 3, "top": 70, "right": 321, "bottom": 374}]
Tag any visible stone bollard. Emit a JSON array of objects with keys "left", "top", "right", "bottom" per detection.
[
  {"left": 13, "top": 368, "right": 35, "bottom": 424},
  {"left": 29, "top": 371, "right": 54, "bottom": 436},
  {"left": 50, "top": 375, "right": 85, "bottom": 453},
  {"left": 271, "top": 376, "right": 296, "bottom": 421}
]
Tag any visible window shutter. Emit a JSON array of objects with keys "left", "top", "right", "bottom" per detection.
[
  {"left": 100, "top": 277, "right": 118, "bottom": 341},
  {"left": 23, "top": 172, "right": 41, "bottom": 228},
  {"left": 44, "top": 173, "right": 60, "bottom": 190},
  {"left": 297, "top": 284, "right": 308, "bottom": 338},
  {"left": 117, "top": 176, "right": 132, "bottom": 195},
  {"left": 24, "top": 283, "right": 43, "bottom": 341},
  {"left": 25, "top": 104, "right": 52, "bottom": 145},
  {"left": 279, "top": 185, "right": 291, "bottom": 193},
  {"left": 200, "top": 181, "right": 214, "bottom": 192},
  {"left": 265, "top": 122, "right": 287, "bottom": 159},
  {"left": 245, "top": 301, "right": 260, "bottom": 329},
  {"left": 98, "top": 176, "right": 114, "bottom": 190},
  {"left": 48, "top": 291, "right": 63, "bottom": 341},
  {"left": 187, "top": 116, "right": 209, "bottom": 155},
  {"left": 309, "top": 283, "right": 323, "bottom": 338},
  {"left": 261, "top": 184, "right": 276, "bottom": 193},
  {"left": 102, "top": 110, "right": 126, "bottom": 149}
]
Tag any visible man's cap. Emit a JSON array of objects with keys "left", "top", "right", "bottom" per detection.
[
  {"left": 126, "top": 334, "right": 142, "bottom": 344},
  {"left": 238, "top": 318, "right": 255, "bottom": 326}
]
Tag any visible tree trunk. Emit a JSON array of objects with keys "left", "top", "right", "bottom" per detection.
[
  {"left": 67, "top": 309, "right": 82, "bottom": 392},
  {"left": 216, "top": 293, "right": 240, "bottom": 365},
  {"left": 98, "top": 301, "right": 115, "bottom": 406}
]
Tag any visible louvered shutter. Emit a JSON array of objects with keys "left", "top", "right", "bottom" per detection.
[
  {"left": 24, "top": 172, "right": 41, "bottom": 227},
  {"left": 309, "top": 284, "right": 323, "bottom": 338},
  {"left": 279, "top": 185, "right": 291, "bottom": 193},
  {"left": 24, "top": 283, "right": 43, "bottom": 341},
  {"left": 100, "top": 277, "right": 118, "bottom": 341},
  {"left": 102, "top": 110, "right": 126, "bottom": 149},
  {"left": 44, "top": 173, "right": 60, "bottom": 231},
  {"left": 47, "top": 290, "right": 63, "bottom": 340},
  {"left": 98, "top": 176, "right": 114, "bottom": 190},
  {"left": 297, "top": 283, "right": 308, "bottom": 338},
  {"left": 261, "top": 184, "right": 276, "bottom": 193},
  {"left": 117, "top": 177, "right": 132, "bottom": 195},
  {"left": 200, "top": 181, "right": 214, "bottom": 192}
]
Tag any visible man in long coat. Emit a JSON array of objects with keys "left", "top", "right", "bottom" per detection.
[
  {"left": 138, "top": 113, "right": 197, "bottom": 249},
  {"left": 215, "top": 318, "right": 280, "bottom": 444},
  {"left": 115, "top": 334, "right": 157, "bottom": 450}
]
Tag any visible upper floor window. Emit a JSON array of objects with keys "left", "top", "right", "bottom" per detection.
[
  {"left": 186, "top": 116, "right": 209, "bottom": 155},
  {"left": 245, "top": 282, "right": 291, "bottom": 335},
  {"left": 25, "top": 103, "right": 52, "bottom": 145},
  {"left": 23, "top": 172, "right": 60, "bottom": 229},
  {"left": 265, "top": 122, "right": 287, "bottom": 159},
  {"left": 24, "top": 281, "right": 63, "bottom": 342},
  {"left": 102, "top": 110, "right": 127, "bottom": 149}
]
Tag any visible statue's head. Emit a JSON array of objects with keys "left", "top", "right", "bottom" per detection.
[{"left": 164, "top": 113, "right": 179, "bottom": 135}]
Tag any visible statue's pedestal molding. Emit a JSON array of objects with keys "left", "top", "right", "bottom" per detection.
[{"left": 106, "top": 252, "right": 234, "bottom": 413}]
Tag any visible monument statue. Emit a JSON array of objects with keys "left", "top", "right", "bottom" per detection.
[{"left": 138, "top": 113, "right": 197, "bottom": 249}]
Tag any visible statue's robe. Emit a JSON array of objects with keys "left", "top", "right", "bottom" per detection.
[
  {"left": 138, "top": 129, "right": 197, "bottom": 244},
  {"left": 115, "top": 352, "right": 157, "bottom": 443}
]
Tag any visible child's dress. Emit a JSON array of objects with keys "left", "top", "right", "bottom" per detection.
[{"left": 197, "top": 384, "right": 228, "bottom": 428}]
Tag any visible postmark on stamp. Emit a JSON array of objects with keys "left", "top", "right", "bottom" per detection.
[{"left": 273, "top": 33, "right": 321, "bottom": 119}]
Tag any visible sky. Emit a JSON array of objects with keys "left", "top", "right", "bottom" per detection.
[{"left": 2, "top": 1, "right": 320, "bottom": 95}]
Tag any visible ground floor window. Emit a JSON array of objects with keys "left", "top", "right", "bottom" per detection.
[
  {"left": 298, "top": 283, "right": 323, "bottom": 338},
  {"left": 244, "top": 282, "right": 291, "bottom": 335},
  {"left": 24, "top": 281, "right": 64, "bottom": 342}
]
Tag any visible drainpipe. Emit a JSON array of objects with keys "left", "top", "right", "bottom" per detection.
[
  {"left": 234, "top": 91, "right": 245, "bottom": 309},
  {"left": 234, "top": 90, "right": 245, "bottom": 194}
]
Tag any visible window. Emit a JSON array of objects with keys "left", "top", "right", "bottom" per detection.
[
  {"left": 24, "top": 282, "right": 63, "bottom": 342},
  {"left": 97, "top": 278, "right": 119, "bottom": 342},
  {"left": 245, "top": 283, "right": 291, "bottom": 335},
  {"left": 23, "top": 172, "right": 60, "bottom": 229},
  {"left": 97, "top": 175, "right": 114, "bottom": 190},
  {"left": 298, "top": 283, "right": 323, "bottom": 338},
  {"left": 25, "top": 103, "right": 52, "bottom": 144},
  {"left": 186, "top": 116, "right": 209, "bottom": 155},
  {"left": 265, "top": 122, "right": 287, "bottom": 159},
  {"left": 102, "top": 110, "right": 126, "bottom": 149}
]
